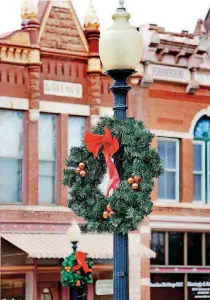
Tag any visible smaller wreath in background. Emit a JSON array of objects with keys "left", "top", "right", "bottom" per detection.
[{"left": 61, "top": 252, "right": 93, "bottom": 287}]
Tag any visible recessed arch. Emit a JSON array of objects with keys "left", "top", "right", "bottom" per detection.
[{"left": 189, "top": 106, "right": 210, "bottom": 138}]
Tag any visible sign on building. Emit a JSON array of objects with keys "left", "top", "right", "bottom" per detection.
[
  {"left": 44, "top": 80, "right": 83, "bottom": 98},
  {"left": 95, "top": 280, "right": 113, "bottom": 295}
]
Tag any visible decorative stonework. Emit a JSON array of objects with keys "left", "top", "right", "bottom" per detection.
[
  {"left": 28, "top": 66, "right": 40, "bottom": 109},
  {"left": 87, "top": 58, "right": 101, "bottom": 73},
  {"left": 88, "top": 74, "right": 101, "bottom": 127},
  {"left": 40, "top": 6, "right": 87, "bottom": 52},
  {"left": 149, "top": 64, "right": 190, "bottom": 83},
  {"left": 84, "top": 0, "right": 100, "bottom": 30},
  {"left": 0, "top": 45, "right": 40, "bottom": 64}
]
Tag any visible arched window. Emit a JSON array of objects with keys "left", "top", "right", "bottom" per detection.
[
  {"left": 193, "top": 116, "right": 210, "bottom": 203},
  {"left": 40, "top": 288, "right": 53, "bottom": 300}
]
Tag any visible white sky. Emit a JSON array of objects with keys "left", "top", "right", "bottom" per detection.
[{"left": 0, "top": 0, "right": 209, "bottom": 34}]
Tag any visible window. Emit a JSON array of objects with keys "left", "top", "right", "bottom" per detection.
[
  {"left": 40, "top": 288, "right": 53, "bottom": 300},
  {"left": 158, "top": 138, "right": 179, "bottom": 201},
  {"left": 194, "top": 116, "right": 210, "bottom": 203},
  {"left": 168, "top": 232, "right": 184, "bottom": 265},
  {"left": 68, "top": 116, "right": 86, "bottom": 152},
  {"left": 193, "top": 142, "right": 205, "bottom": 202},
  {"left": 39, "top": 114, "right": 57, "bottom": 204},
  {"left": 151, "top": 232, "right": 165, "bottom": 265},
  {"left": 0, "top": 110, "right": 23, "bottom": 203},
  {"left": 187, "top": 233, "right": 202, "bottom": 266}
]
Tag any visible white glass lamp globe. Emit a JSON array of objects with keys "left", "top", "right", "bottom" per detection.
[
  {"left": 67, "top": 221, "right": 82, "bottom": 243},
  {"left": 99, "top": 6, "right": 143, "bottom": 71}
]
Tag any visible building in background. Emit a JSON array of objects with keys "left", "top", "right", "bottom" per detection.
[{"left": 0, "top": 0, "right": 210, "bottom": 300}]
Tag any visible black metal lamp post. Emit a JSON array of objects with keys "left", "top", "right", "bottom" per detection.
[
  {"left": 99, "top": 2, "right": 144, "bottom": 300},
  {"left": 67, "top": 222, "right": 82, "bottom": 300}
]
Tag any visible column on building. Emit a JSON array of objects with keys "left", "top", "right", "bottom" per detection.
[
  {"left": 84, "top": 0, "right": 101, "bottom": 127},
  {"left": 21, "top": 0, "right": 41, "bottom": 206}
]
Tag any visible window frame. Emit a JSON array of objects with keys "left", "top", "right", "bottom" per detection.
[
  {"left": 157, "top": 137, "right": 180, "bottom": 202},
  {"left": 193, "top": 140, "right": 206, "bottom": 204},
  {"left": 0, "top": 109, "right": 25, "bottom": 204},
  {"left": 38, "top": 113, "right": 57, "bottom": 205}
]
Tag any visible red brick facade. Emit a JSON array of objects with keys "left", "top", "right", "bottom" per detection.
[{"left": 0, "top": 1, "right": 210, "bottom": 300}]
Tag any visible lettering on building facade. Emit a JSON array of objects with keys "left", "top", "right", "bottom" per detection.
[{"left": 44, "top": 80, "right": 83, "bottom": 98}]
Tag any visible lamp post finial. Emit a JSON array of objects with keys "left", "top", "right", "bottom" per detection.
[{"left": 119, "top": 0, "right": 124, "bottom": 8}]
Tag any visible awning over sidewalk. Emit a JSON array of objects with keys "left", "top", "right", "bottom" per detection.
[{"left": 0, "top": 233, "right": 155, "bottom": 259}]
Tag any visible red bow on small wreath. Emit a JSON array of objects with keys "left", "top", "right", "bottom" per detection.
[
  {"left": 84, "top": 127, "right": 120, "bottom": 197},
  {"left": 72, "top": 252, "right": 92, "bottom": 274}
]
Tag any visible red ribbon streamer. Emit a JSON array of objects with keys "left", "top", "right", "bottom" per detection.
[
  {"left": 84, "top": 127, "right": 120, "bottom": 197},
  {"left": 72, "top": 252, "right": 92, "bottom": 274}
]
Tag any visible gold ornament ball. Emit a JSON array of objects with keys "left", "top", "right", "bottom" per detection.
[
  {"left": 106, "top": 204, "right": 112, "bottom": 212},
  {"left": 132, "top": 183, "right": 139, "bottom": 190},
  {"left": 76, "top": 167, "right": 81, "bottom": 174},
  {"left": 128, "top": 177, "right": 134, "bottom": 185},
  {"left": 80, "top": 170, "right": 86, "bottom": 177},
  {"left": 79, "top": 162, "right": 86, "bottom": 170},
  {"left": 133, "top": 176, "right": 141, "bottom": 183},
  {"left": 103, "top": 211, "right": 109, "bottom": 219}
]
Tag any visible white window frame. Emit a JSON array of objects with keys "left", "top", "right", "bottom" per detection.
[
  {"left": 193, "top": 140, "right": 205, "bottom": 204},
  {"left": 157, "top": 137, "right": 180, "bottom": 202},
  {"left": 38, "top": 113, "right": 57, "bottom": 205}
]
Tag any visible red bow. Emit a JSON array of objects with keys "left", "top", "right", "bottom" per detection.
[
  {"left": 72, "top": 252, "right": 92, "bottom": 274},
  {"left": 84, "top": 127, "right": 120, "bottom": 197}
]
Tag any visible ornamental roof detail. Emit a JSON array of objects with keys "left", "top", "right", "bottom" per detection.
[{"left": 38, "top": 0, "right": 89, "bottom": 53}]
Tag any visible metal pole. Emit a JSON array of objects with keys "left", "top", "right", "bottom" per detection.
[
  {"left": 71, "top": 241, "right": 78, "bottom": 300},
  {"left": 106, "top": 69, "right": 136, "bottom": 300}
]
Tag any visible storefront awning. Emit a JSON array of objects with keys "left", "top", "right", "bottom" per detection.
[{"left": 0, "top": 233, "right": 155, "bottom": 259}]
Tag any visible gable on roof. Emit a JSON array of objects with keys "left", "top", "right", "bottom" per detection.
[{"left": 39, "top": 0, "right": 89, "bottom": 53}]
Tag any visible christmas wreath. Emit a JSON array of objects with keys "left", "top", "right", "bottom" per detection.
[
  {"left": 63, "top": 117, "right": 163, "bottom": 234},
  {"left": 61, "top": 251, "right": 93, "bottom": 287}
]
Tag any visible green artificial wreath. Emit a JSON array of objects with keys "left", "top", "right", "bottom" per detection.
[
  {"left": 63, "top": 117, "right": 163, "bottom": 234},
  {"left": 61, "top": 252, "right": 93, "bottom": 287}
]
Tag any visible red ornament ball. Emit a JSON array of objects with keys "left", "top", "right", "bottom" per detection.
[
  {"left": 132, "top": 183, "right": 139, "bottom": 190},
  {"left": 133, "top": 176, "right": 141, "bottom": 183},
  {"left": 76, "top": 167, "right": 81, "bottom": 174}
]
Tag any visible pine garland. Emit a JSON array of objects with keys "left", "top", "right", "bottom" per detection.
[
  {"left": 61, "top": 252, "right": 93, "bottom": 287},
  {"left": 63, "top": 117, "right": 163, "bottom": 234}
]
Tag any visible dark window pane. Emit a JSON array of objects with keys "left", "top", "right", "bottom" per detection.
[
  {"left": 206, "top": 234, "right": 210, "bottom": 265},
  {"left": 169, "top": 232, "right": 184, "bottom": 265},
  {"left": 187, "top": 233, "right": 202, "bottom": 266},
  {"left": 151, "top": 232, "right": 165, "bottom": 265},
  {"left": 151, "top": 273, "right": 184, "bottom": 300}
]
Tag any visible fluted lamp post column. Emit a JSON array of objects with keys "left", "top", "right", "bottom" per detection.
[
  {"left": 67, "top": 222, "right": 82, "bottom": 300},
  {"left": 99, "top": 1, "right": 144, "bottom": 300}
]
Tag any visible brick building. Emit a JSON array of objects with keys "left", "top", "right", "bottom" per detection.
[{"left": 0, "top": 0, "right": 210, "bottom": 300}]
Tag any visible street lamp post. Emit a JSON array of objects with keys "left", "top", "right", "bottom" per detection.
[
  {"left": 99, "top": 2, "right": 143, "bottom": 300},
  {"left": 67, "top": 222, "right": 82, "bottom": 300}
]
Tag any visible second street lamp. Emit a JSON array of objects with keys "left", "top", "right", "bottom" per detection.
[{"left": 99, "top": 1, "right": 144, "bottom": 300}]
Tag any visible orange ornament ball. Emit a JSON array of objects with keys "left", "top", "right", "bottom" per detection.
[
  {"left": 76, "top": 167, "right": 81, "bottom": 174},
  {"left": 79, "top": 162, "right": 86, "bottom": 170},
  {"left": 103, "top": 211, "right": 109, "bottom": 219},
  {"left": 128, "top": 177, "right": 134, "bottom": 185},
  {"left": 80, "top": 170, "right": 86, "bottom": 177},
  {"left": 132, "top": 183, "right": 139, "bottom": 190},
  {"left": 76, "top": 281, "right": 81, "bottom": 287},
  {"left": 106, "top": 204, "right": 112, "bottom": 212},
  {"left": 133, "top": 176, "right": 141, "bottom": 183}
]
